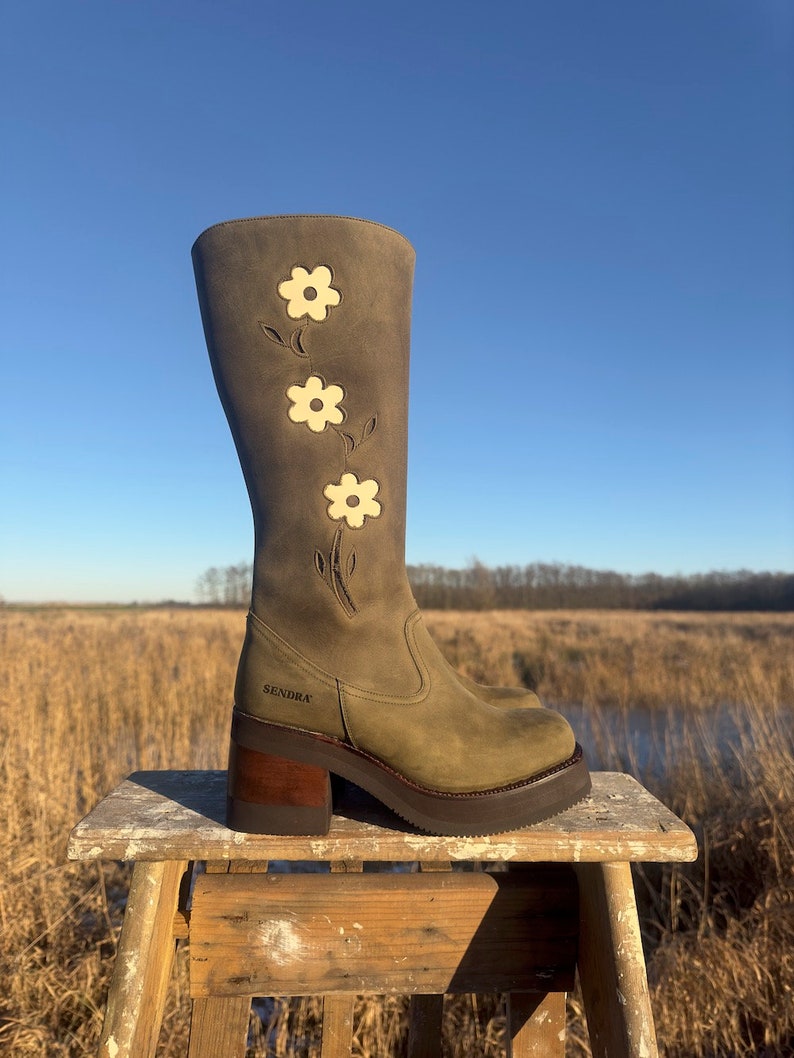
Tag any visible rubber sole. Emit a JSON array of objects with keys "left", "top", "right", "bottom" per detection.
[{"left": 227, "top": 710, "right": 592, "bottom": 837}]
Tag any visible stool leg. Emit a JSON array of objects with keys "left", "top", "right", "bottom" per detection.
[
  {"left": 575, "top": 862, "right": 659, "bottom": 1058},
  {"left": 507, "top": 992, "right": 566, "bottom": 1058},
  {"left": 98, "top": 859, "right": 187, "bottom": 1058}
]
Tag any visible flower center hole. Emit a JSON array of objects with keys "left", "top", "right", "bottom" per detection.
[
  {"left": 346, "top": 495, "right": 361, "bottom": 508},
  {"left": 303, "top": 286, "right": 318, "bottom": 301},
  {"left": 309, "top": 398, "right": 324, "bottom": 412}
]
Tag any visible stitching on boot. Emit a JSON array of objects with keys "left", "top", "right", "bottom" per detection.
[
  {"left": 193, "top": 214, "right": 416, "bottom": 251},
  {"left": 335, "top": 611, "right": 431, "bottom": 706},
  {"left": 247, "top": 611, "right": 338, "bottom": 690},
  {"left": 337, "top": 682, "right": 358, "bottom": 749}
]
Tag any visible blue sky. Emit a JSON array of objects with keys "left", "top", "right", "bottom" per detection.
[{"left": 1, "top": 0, "right": 792, "bottom": 603}]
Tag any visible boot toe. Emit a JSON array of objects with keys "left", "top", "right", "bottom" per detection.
[{"left": 483, "top": 705, "right": 577, "bottom": 788}]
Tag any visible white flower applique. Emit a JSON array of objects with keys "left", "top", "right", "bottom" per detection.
[
  {"left": 278, "top": 265, "right": 341, "bottom": 322},
  {"left": 323, "top": 473, "right": 382, "bottom": 530},
  {"left": 287, "top": 375, "right": 345, "bottom": 433}
]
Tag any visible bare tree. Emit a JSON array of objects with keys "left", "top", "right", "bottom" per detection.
[{"left": 196, "top": 563, "right": 251, "bottom": 606}]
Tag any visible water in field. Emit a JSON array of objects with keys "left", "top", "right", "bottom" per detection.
[{"left": 557, "top": 700, "right": 782, "bottom": 784}]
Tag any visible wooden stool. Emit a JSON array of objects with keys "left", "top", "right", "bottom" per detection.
[{"left": 68, "top": 770, "right": 696, "bottom": 1058}]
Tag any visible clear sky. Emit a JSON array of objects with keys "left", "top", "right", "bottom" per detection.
[{"left": 1, "top": 0, "right": 792, "bottom": 603}]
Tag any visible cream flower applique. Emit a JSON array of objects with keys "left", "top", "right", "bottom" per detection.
[
  {"left": 278, "top": 265, "right": 341, "bottom": 322},
  {"left": 323, "top": 472, "right": 381, "bottom": 529},
  {"left": 287, "top": 375, "right": 345, "bottom": 433}
]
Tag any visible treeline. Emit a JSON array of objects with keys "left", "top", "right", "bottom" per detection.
[
  {"left": 407, "top": 562, "right": 794, "bottom": 611},
  {"left": 196, "top": 561, "right": 794, "bottom": 611}
]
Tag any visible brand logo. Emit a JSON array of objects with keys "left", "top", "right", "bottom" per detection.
[{"left": 263, "top": 683, "right": 312, "bottom": 703}]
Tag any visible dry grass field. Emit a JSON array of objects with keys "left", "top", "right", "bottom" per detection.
[{"left": 1, "top": 607, "right": 792, "bottom": 1056}]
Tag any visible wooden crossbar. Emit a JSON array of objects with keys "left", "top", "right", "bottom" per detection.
[{"left": 189, "top": 867, "right": 578, "bottom": 997}]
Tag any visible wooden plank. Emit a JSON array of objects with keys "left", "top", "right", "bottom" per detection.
[
  {"left": 408, "top": 863, "right": 447, "bottom": 1057},
  {"left": 98, "top": 859, "right": 187, "bottom": 1058},
  {"left": 68, "top": 770, "right": 697, "bottom": 864},
  {"left": 173, "top": 910, "right": 190, "bottom": 940},
  {"left": 187, "top": 996, "right": 250, "bottom": 1058},
  {"left": 316, "top": 857, "right": 362, "bottom": 1057},
  {"left": 576, "top": 862, "right": 659, "bottom": 1058},
  {"left": 407, "top": 994, "right": 444, "bottom": 1058},
  {"left": 189, "top": 868, "right": 577, "bottom": 997},
  {"left": 409, "top": 860, "right": 447, "bottom": 1056},
  {"left": 507, "top": 992, "right": 565, "bottom": 1058},
  {"left": 230, "top": 859, "right": 270, "bottom": 873},
  {"left": 320, "top": 995, "right": 355, "bottom": 1058},
  {"left": 330, "top": 859, "right": 364, "bottom": 873}
]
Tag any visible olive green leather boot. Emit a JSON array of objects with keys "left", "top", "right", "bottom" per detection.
[{"left": 192, "top": 215, "right": 589, "bottom": 836}]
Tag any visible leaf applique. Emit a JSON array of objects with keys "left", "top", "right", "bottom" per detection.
[
  {"left": 362, "top": 415, "right": 377, "bottom": 442},
  {"left": 339, "top": 432, "right": 357, "bottom": 456},
  {"left": 330, "top": 525, "right": 344, "bottom": 576},
  {"left": 259, "top": 322, "right": 286, "bottom": 346},
  {"left": 315, "top": 526, "right": 357, "bottom": 617},
  {"left": 290, "top": 326, "right": 310, "bottom": 358}
]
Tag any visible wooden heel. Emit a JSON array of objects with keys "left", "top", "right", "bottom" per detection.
[{"left": 226, "top": 739, "right": 333, "bottom": 835}]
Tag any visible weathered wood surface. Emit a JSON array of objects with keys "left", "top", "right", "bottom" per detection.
[
  {"left": 576, "top": 861, "right": 659, "bottom": 1058},
  {"left": 68, "top": 770, "right": 697, "bottom": 864},
  {"left": 98, "top": 859, "right": 187, "bottom": 1058},
  {"left": 508, "top": 991, "right": 566, "bottom": 1058},
  {"left": 317, "top": 859, "right": 362, "bottom": 1057},
  {"left": 188, "top": 868, "right": 578, "bottom": 997},
  {"left": 187, "top": 996, "right": 250, "bottom": 1058},
  {"left": 319, "top": 995, "right": 355, "bottom": 1058}
]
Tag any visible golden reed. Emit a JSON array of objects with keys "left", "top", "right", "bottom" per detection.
[{"left": 1, "top": 607, "right": 791, "bottom": 1056}]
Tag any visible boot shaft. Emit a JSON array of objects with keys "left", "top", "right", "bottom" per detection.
[{"left": 192, "top": 215, "right": 419, "bottom": 682}]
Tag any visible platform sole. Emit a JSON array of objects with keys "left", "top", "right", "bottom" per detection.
[{"left": 226, "top": 711, "right": 591, "bottom": 837}]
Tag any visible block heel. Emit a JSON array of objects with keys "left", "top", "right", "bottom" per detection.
[{"left": 226, "top": 739, "right": 333, "bottom": 835}]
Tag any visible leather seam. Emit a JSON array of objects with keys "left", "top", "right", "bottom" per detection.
[
  {"left": 193, "top": 214, "right": 415, "bottom": 251},
  {"left": 337, "top": 610, "right": 431, "bottom": 705},
  {"left": 248, "top": 609, "right": 430, "bottom": 705},
  {"left": 337, "top": 682, "right": 357, "bottom": 749},
  {"left": 247, "top": 611, "right": 338, "bottom": 691}
]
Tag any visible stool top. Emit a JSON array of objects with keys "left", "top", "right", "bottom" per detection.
[{"left": 67, "top": 770, "right": 697, "bottom": 864}]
